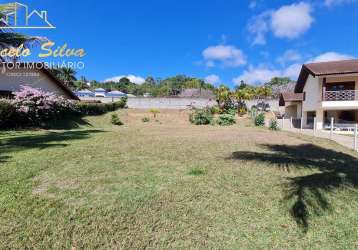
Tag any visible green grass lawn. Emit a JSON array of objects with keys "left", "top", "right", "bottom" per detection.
[{"left": 1, "top": 109, "right": 358, "bottom": 249}]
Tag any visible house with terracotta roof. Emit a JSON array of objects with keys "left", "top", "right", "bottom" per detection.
[
  {"left": 0, "top": 63, "right": 79, "bottom": 100},
  {"left": 280, "top": 59, "right": 358, "bottom": 129}
]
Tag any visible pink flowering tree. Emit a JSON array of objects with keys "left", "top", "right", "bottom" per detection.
[{"left": 12, "top": 85, "right": 78, "bottom": 125}]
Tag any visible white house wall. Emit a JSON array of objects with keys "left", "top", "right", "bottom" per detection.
[
  {"left": 0, "top": 68, "right": 68, "bottom": 97},
  {"left": 302, "top": 75, "right": 321, "bottom": 112}
]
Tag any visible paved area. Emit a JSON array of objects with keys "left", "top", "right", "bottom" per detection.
[{"left": 281, "top": 126, "right": 357, "bottom": 151}]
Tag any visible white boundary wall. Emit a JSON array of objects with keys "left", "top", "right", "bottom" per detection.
[{"left": 81, "top": 97, "right": 280, "bottom": 111}]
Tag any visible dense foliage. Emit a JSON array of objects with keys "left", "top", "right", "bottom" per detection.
[
  {"left": 189, "top": 109, "right": 213, "bottom": 125},
  {"left": 0, "top": 86, "right": 127, "bottom": 129},
  {"left": 255, "top": 113, "right": 266, "bottom": 127},
  {"left": 77, "top": 98, "right": 127, "bottom": 115},
  {"left": 7, "top": 86, "right": 77, "bottom": 128},
  {"left": 87, "top": 75, "right": 215, "bottom": 97},
  {"left": 111, "top": 113, "right": 123, "bottom": 126},
  {"left": 0, "top": 99, "right": 17, "bottom": 128},
  {"left": 216, "top": 114, "right": 236, "bottom": 126},
  {"left": 269, "top": 118, "right": 279, "bottom": 130},
  {"left": 214, "top": 84, "right": 272, "bottom": 115}
]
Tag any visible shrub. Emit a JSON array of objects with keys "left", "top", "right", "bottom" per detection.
[
  {"left": 77, "top": 98, "right": 127, "bottom": 116},
  {"left": 12, "top": 85, "right": 78, "bottom": 126},
  {"left": 217, "top": 114, "right": 236, "bottom": 126},
  {"left": 255, "top": 112, "right": 265, "bottom": 127},
  {"left": 149, "top": 108, "right": 160, "bottom": 118},
  {"left": 0, "top": 99, "right": 17, "bottom": 128},
  {"left": 189, "top": 109, "right": 213, "bottom": 125},
  {"left": 0, "top": 86, "right": 128, "bottom": 129},
  {"left": 142, "top": 117, "right": 150, "bottom": 122},
  {"left": 188, "top": 168, "right": 206, "bottom": 176},
  {"left": 111, "top": 113, "right": 123, "bottom": 125},
  {"left": 269, "top": 118, "right": 279, "bottom": 130},
  {"left": 209, "top": 105, "right": 221, "bottom": 115},
  {"left": 238, "top": 106, "right": 247, "bottom": 116},
  {"left": 225, "top": 108, "right": 237, "bottom": 116}
]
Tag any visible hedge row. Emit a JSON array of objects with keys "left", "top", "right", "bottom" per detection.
[
  {"left": 77, "top": 97, "right": 127, "bottom": 115},
  {"left": 0, "top": 98, "right": 127, "bottom": 129}
]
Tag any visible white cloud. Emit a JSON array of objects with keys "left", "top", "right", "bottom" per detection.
[
  {"left": 248, "top": 2, "right": 313, "bottom": 45},
  {"left": 271, "top": 2, "right": 313, "bottom": 39},
  {"left": 104, "top": 75, "right": 145, "bottom": 84},
  {"left": 204, "top": 74, "right": 221, "bottom": 85},
  {"left": 324, "top": 0, "right": 357, "bottom": 7},
  {"left": 233, "top": 66, "right": 281, "bottom": 85},
  {"left": 283, "top": 63, "right": 302, "bottom": 79},
  {"left": 202, "top": 45, "right": 247, "bottom": 67},
  {"left": 248, "top": 12, "right": 271, "bottom": 45},
  {"left": 277, "top": 50, "right": 302, "bottom": 65},
  {"left": 309, "top": 52, "right": 354, "bottom": 63},
  {"left": 233, "top": 51, "right": 355, "bottom": 85},
  {"left": 233, "top": 63, "right": 301, "bottom": 85}
]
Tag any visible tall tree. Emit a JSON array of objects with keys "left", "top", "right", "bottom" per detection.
[
  {"left": 215, "top": 85, "right": 231, "bottom": 110},
  {"left": 144, "top": 76, "right": 156, "bottom": 85},
  {"left": 266, "top": 77, "right": 291, "bottom": 86},
  {"left": 50, "top": 67, "right": 77, "bottom": 87}
]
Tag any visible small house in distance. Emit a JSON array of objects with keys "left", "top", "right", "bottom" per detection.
[
  {"left": 94, "top": 88, "right": 106, "bottom": 97},
  {"left": 107, "top": 90, "right": 126, "bottom": 97},
  {"left": 76, "top": 89, "right": 94, "bottom": 97}
]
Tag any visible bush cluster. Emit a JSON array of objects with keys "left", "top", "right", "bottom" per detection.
[
  {"left": 190, "top": 108, "right": 237, "bottom": 126},
  {"left": 77, "top": 98, "right": 127, "bottom": 115},
  {"left": 217, "top": 114, "right": 236, "bottom": 126},
  {"left": 189, "top": 109, "right": 213, "bottom": 125},
  {"left": 111, "top": 113, "right": 123, "bottom": 126},
  {"left": 0, "top": 86, "right": 127, "bottom": 129},
  {"left": 0, "top": 86, "right": 78, "bottom": 128},
  {"left": 269, "top": 118, "right": 279, "bottom": 130},
  {"left": 0, "top": 99, "right": 17, "bottom": 128},
  {"left": 255, "top": 113, "right": 265, "bottom": 127},
  {"left": 142, "top": 117, "right": 150, "bottom": 122}
]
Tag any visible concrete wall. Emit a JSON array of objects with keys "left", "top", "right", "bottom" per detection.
[
  {"left": 81, "top": 97, "right": 280, "bottom": 111},
  {"left": 0, "top": 68, "right": 68, "bottom": 97}
]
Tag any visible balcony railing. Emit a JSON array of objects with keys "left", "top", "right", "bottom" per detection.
[{"left": 324, "top": 90, "right": 358, "bottom": 101}]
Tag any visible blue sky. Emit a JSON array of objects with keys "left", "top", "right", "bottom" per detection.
[{"left": 4, "top": 0, "right": 358, "bottom": 87}]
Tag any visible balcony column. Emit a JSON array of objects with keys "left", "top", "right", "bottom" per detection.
[
  {"left": 322, "top": 77, "right": 327, "bottom": 101},
  {"left": 316, "top": 108, "right": 324, "bottom": 130}
]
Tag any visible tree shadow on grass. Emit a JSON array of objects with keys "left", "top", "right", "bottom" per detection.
[
  {"left": 229, "top": 144, "right": 358, "bottom": 232},
  {"left": 0, "top": 129, "right": 104, "bottom": 163},
  {"left": 41, "top": 116, "right": 93, "bottom": 130}
]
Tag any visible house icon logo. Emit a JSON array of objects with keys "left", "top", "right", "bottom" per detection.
[{"left": 0, "top": 2, "right": 55, "bottom": 29}]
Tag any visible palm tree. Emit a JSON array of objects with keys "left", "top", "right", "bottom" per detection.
[
  {"left": 214, "top": 85, "right": 231, "bottom": 110},
  {"left": 234, "top": 87, "right": 254, "bottom": 115},
  {"left": 52, "top": 67, "right": 77, "bottom": 87},
  {"left": 0, "top": 4, "right": 45, "bottom": 62}
]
